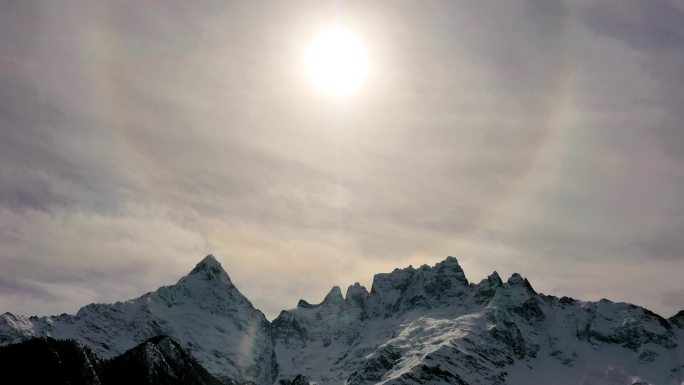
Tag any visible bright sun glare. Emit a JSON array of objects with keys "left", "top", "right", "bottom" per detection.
[{"left": 306, "top": 27, "right": 368, "bottom": 97}]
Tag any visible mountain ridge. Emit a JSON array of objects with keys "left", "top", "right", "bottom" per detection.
[
  {"left": 1, "top": 255, "right": 683, "bottom": 385},
  {"left": 0, "top": 255, "right": 276, "bottom": 384}
]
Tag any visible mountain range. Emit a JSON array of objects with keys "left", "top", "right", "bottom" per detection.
[{"left": 1, "top": 255, "right": 683, "bottom": 385}]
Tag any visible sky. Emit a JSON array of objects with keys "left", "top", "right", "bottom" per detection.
[{"left": 1, "top": 0, "right": 684, "bottom": 320}]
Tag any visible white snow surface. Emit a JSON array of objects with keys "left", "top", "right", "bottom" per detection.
[{"left": 2, "top": 255, "right": 683, "bottom": 385}]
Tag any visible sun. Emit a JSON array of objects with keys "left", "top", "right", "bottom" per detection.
[{"left": 306, "top": 27, "right": 368, "bottom": 97}]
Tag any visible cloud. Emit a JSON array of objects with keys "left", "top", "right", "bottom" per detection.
[
  {"left": 578, "top": 0, "right": 684, "bottom": 159},
  {"left": 0, "top": 277, "right": 56, "bottom": 301},
  {"left": 0, "top": 0, "right": 683, "bottom": 319},
  {"left": 579, "top": 0, "right": 684, "bottom": 53},
  {"left": 636, "top": 220, "right": 684, "bottom": 261},
  {"left": 0, "top": 205, "right": 209, "bottom": 312}
]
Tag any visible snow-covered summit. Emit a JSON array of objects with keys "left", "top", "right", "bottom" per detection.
[
  {"left": 186, "top": 254, "right": 231, "bottom": 282},
  {"left": 0, "top": 255, "right": 276, "bottom": 385},
  {"left": 322, "top": 286, "right": 344, "bottom": 306},
  {"left": 345, "top": 282, "right": 369, "bottom": 306}
]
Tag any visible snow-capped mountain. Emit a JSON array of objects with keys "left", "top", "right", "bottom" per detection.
[
  {"left": 272, "top": 257, "right": 684, "bottom": 385},
  {"left": 1, "top": 255, "right": 683, "bottom": 385},
  {"left": 0, "top": 255, "right": 275, "bottom": 385}
]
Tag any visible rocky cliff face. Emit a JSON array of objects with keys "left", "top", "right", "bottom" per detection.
[{"left": 1, "top": 255, "right": 683, "bottom": 385}]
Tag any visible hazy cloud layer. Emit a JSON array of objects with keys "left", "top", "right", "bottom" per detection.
[{"left": 1, "top": 0, "right": 683, "bottom": 319}]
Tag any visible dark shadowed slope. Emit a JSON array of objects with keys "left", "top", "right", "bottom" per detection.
[{"left": 0, "top": 336, "right": 233, "bottom": 385}]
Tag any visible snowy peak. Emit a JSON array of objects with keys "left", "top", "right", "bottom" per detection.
[
  {"left": 483, "top": 271, "right": 503, "bottom": 286},
  {"left": 345, "top": 283, "right": 369, "bottom": 306},
  {"left": 367, "top": 256, "right": 471, "bottom": 316},
  {"left": 322, "top": 286, "right": 344, "bottom": 306},
  {"left": 0, "top": 312, "right": 35, "bottom": 345},
  {"left": 474, "top": 271, "right": 503, "bottom": 303},
  {"left": 165, "top": 254, "right": 244, "bottom": 307},
  {"left": 506, "top": 272, "right": 536, "bottom": 294},
  {"left": 434, "top": 255, "right": 468, "bottom": 284},
  {"left": 295, "top": 286, "right": 345, "bottom": 309},
  {"left": 486, "top": 273, "right": 540, "bottom": 316},
  {"left": 0, "top": 255, "right": 276, "bottom": 385},
  {"left": 185, "top": 254, "right": 231, "bottom": 284}
]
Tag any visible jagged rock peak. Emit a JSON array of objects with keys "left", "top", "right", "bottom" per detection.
[
  {"left": 478, "top": 271, "right": 503, "bottom": 287},
  {"left": 345, "top": 282, "right": 369, "bottom": 300},
  {"left": 297, "top": 299, "right": 315, "bottom": 309},
  {"left": 670, "top": 310, "right": 684, "bottom": 328},
  {"left": 507, "top": 272, "right": 524, "bottom": 284},
  {"left": 474, "top": 270, "right": 503, "bottom": 303},
  {"left": 345, "top": 283, "right": 369, "bottom": 307},
  {"left": 386, "top": 256, "right": 467, "bottom": 276},
  {"left": 506, "top": 272, "right": 536, "bottom": 293},
  {"left": 434, "top": 255, "right": 468, "bottom": 284},
  {"left": 436, "top": 255, "right": 463, "bottom": 270},
  {"left": 190, "top": 254, "right": 223, "bottom": 273},
  {"left": 296, "top": 286, "right": 347, "bottom": 309},
  {"left": 186, "top": 254, "right": 231, "bottom": 283},
  {"left": 322, "top": 286, "right": 344, "bottom": 305},
  {"left": 488, "top": 271, "right": 503, "bottom": 285},
  {"left": 370, "top": 256, "right": 470, "bottom": 295}
]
